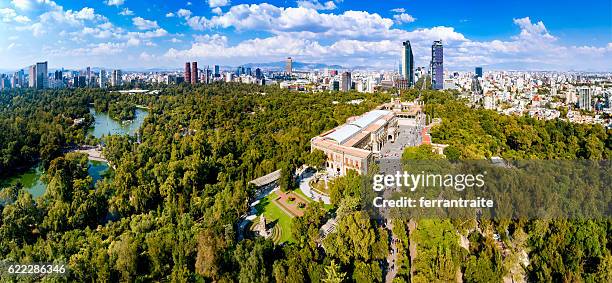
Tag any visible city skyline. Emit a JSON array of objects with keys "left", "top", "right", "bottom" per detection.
[{"left": 0, "top": 0, "right": 611, "bottom": 71}]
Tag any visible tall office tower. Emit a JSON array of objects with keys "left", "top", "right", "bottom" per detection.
[
  {"left": 12, "top": 71, "right": 20, "bottom": 88},
  {"left": 401, "top": 40, "right": 415, "bottom": 86},
  {"left": 255, "top": 68, "right": 262, "bottom": 79},
  {"left": 340, "top": 72, "right": 352, "bottom": 91},
  {"left": 17, "top": 70, "right": 24, "bottom": 88},
  {"left": 246, "top": 67, "right": 252, "bottom": 76},
  {"left": 430, "top": 40, "right": 444, "bottom": 90},
  {"left": 29, "top": 65, "right": 36, "bottom": 88},
  {"left": 286, "top": 57, "right": 293, "bottom": 74},
  {"left": 206, "top": 67, "right": 212, "bottom": 84},
  {"left": 577, "top": 86, "right": 592, "bottom": 111},
  {"left": 191, "top": 61, "right": 198, "bottom": 84},
  {"left": 184, "top": 62, "right": 191, "bottom": 84},
  {"left": 36, "top": 62, "right": 48, "bottom": 89},
  {"left": 111, "top": 69, "right": 123, "bottom": 87},
  {"left": 475, "top": 67, "right": 483, "bottom": 78},
  {"left": 86, "top": 67, "right": 91, "bottom": 87},
  {"left": 0, "top": 75, "right": 10, "bottom": 90},
  {"left": 99, "top": 69, "right": 107, "bottom": 88},
  {"left": 214, "top": 65, "right": 220, "bottom": 77}
]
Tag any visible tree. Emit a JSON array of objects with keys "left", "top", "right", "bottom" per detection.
[{"left": 322, "top": 260, "right": 347, "bottom": 283}]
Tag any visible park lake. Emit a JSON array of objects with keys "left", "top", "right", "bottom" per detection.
[{"left": 0, "top": 107, "right": 148, "bottom": 197}]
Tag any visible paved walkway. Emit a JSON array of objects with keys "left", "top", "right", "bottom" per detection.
[
  {"left": 72, "top": 146, "right": 108, "bottom": 162},
  {"left": 385, "top": 219, "right": 399, "bottom": 283},
  {"left": 298, "top": 169, "right": 331, "bottom": 204}
]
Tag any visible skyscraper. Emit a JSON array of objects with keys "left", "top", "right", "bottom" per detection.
[
  {"left": 111, "top": 69, "right": 122, "bottom": 87},
  {"left": 28, "top": 65, "right": 36, "bottom": 88},
  {"left": 401, "top": 41, "right": 415, "bottom": 86},
  {"left": 86, "top": 66, "right": 91, "bottom": 87},
  {"left": 577, "top": 86, "right": 592, "bottom": 111},
  {"left": 475, "top": 67, "right": 483, "bottom": 78},
  {"left": 255, "top": 68, "right": 262, "bottom": 79},
  {"left": 191, "top": 61, "right": 198, "bottom": 84},
  {"left": 341, "top": 72, "right": 352, "bottom": 91},
  {"left": 214, "top": 65, "right": 220, "bottom": 77},
  {"left": 431, "top": 41, "right": 444, "bottom": 90},
  {"left": 286, "top": 57, "right": 293, "bottom": 74},
  {"left": 35, "top": 62, "right": 48, "bottom": 89},
  {"left": 99, "top": 69, "right": 107, "bottom": 88},
  {"left": 184, "top": 62, "right": 191, "bottom": 84}
]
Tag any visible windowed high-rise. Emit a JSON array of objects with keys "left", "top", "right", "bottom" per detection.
[
  {"left": 191, "top": 61, "right": 198, "bottom": 84},
  {"left": 35, "top": 62, "right": 48, "bottom": 89},
  {"left": 430, "top": 41, "right": 444, "bottom": 90},
  {"left": 111, "top": 69, "right": 122, "bottom": 87},
  {"left": 28, "top": 65, "right": 36, "bottom": 88},
  {"left": 99, "top": 69, "right": 107, "bottom": 88},
  {"left": 401, "top": 41, "right": 415, "bottom": 86},
  {"left": 475, "top": 67, "right": 483, "bottom": 78},
  {"left": 285, "top": 57, "right": 293, "bottom": 74},
  {"left": 184, "top": 62, "right": 191, "bottom": 84},
  {"left": 214, "top": 65, "right": 220, "bottom": 77},
  {"left": 577, "top": 86, "right": 592, "bottom": 111},
  {"left": 341, "top": 72, "right": 352, "bottom": 91}
]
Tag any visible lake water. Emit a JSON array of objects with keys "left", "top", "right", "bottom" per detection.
[
  {"left": 1, "top": 160, "right": 110, "bottom": 198},
  {"left": 1, "top": 107, "right": 148, "bottom": 198},
  {"left": 88, "top": 107, "right": 148, "bottom": 138}
]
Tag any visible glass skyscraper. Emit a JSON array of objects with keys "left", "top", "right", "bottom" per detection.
[
  {"left": 431, "top": 41, "right": 443, "bottom": 90},
  {"left": 401, "top": 40, "right": 415, "bottom": 86},
  {"left": 475, "top": 67, "right": 483, "bottom": 78}
]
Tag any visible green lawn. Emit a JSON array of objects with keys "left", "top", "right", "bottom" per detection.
[
  {"left": 294, "top": 188, "right": 334, "bottom": 211},
  {"left": 254, "top": 193, "right": 295, "bottom": 244}
]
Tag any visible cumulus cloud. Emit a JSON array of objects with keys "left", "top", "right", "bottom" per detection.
[
  {"left": 391, "top": 8, "right": 405, "bottom": 13},
  {"left": 177, "top": 9, "right": 192, "bottom": 18},
  {"left": 211, "top": 7, "right": 222, "bottom": 15},
  {"left": 393, "top": 13, "right": 416, "bottom": 24},
  {"left": 297, "top": 0, "right": 337, "bottom": 10},
  {"left": 119, "top": 8, "right": 133, "bottom": 16},
  {"left": 0, "top": 8, "right": 31, "bottom": 23},
  {"left": 132, "top": 16, "right": 159, "bottom": 30},
  {"left": 104, "top": 0, "right": 125, "bottom": 6},
  {"left": 208, "top": 0, "right": 230, "bottom": 8},
  {"left": 165, "top": 12, "right": 174, "bottom": 17},
  {"left": 11, "top": 0, "right": 61, "bottom": 11}
]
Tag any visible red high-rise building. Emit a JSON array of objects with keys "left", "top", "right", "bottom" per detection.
[
  {"left": 191, "top": 61, "right": 198, "bottom": 84},
  {"left": 184, "top": 62, "right": 191, "bottom": 84}
]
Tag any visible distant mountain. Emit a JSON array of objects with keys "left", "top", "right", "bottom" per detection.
[{"left": 241, "top": 61, "right": 344, "bottom": 70}]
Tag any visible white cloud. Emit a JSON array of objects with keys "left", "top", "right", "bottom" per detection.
[
  {"left": 104, "top": 0, "right": 125, "bottom": 6},
  {"left": 139, "top": 51, "right": 153, "bottom": 60},
  {"left": 393, "top": 13, "right": 416, "bottom": 24},
  {"left": 390, "top": 8, "right": 405, "bottom": 13},
  {"left": 165, "top": 12, "right": 174, "bottom": 17},
  {"left": 297, "top": 0, "right": 337, "bottom": 10},
  {"left": 211, "top": 7, "right": 222, "bottom": 15},
  {"left": 119, "top": 8, "right": 133, "bottom": 16},
  {"left": 191, "top": 3, "right": 396, "bottom": 40},
  {"left": 0, "top": 8, "right": 31, "bottom": 23},
  {"left": 177, "top": 9, "right": 192, "bottom": 18},
  {"left": 11, "top": 0, "right": 60, "bottom": 11},
  {"left": 68, "top": 7, "right": 96, "bottom": 20},
  {"left": 208, "top": 0, "right": 230, "bottom": 8},
  {"left": 132, "top": 17, "right": 159, "bottom": 30}
]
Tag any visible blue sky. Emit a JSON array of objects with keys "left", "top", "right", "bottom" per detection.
[{"left": 0, "top": 0, "right": 610, "bottom": 71}]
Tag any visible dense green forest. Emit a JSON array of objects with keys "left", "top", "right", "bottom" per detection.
[{"left": 0, "top": 85, "right": 610, "bottom": 282}]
